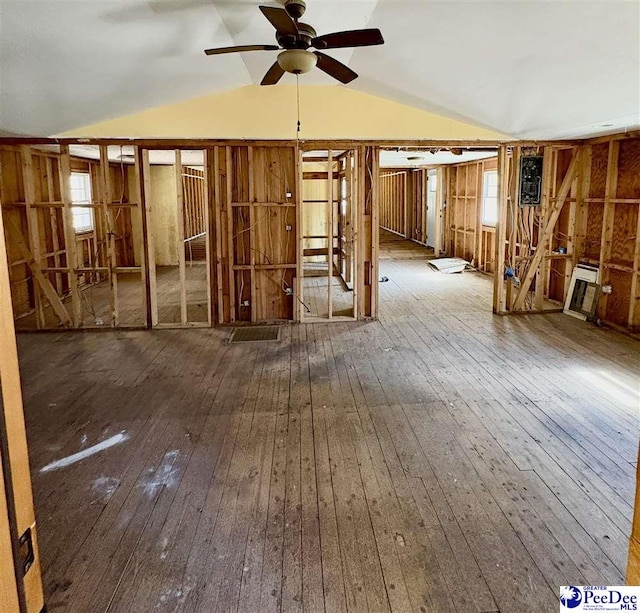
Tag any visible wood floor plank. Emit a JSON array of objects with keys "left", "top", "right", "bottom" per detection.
[
  {"left": 311, "top": 406, "right": 348, "bottom": 613},
  {"left": 15, "top": 233, "right": 638, "bottom": 613},
  {"left": 369, "top": 404, "right": 495, "bottom": 613},
  {"left": 346, "top": 410, "right": 437, "bottom": 613}
]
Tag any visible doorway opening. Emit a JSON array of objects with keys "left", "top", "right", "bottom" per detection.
[
  {"left": 300, "top": 149, "right": 358, "bottom": 321},
  {"left": 142, "top": 149, "right": 211, "bottom": 327},
  {"left": 377, "top": 147, "right": 499, "bottom": 317}
]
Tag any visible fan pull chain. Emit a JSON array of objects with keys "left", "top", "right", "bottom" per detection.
[{"left": 296, "top": 74, "right": 301, "bottom": 139}]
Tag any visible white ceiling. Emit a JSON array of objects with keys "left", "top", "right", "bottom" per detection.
[{"left": 2, "top": 1, "right": 639, "bottom": 139}]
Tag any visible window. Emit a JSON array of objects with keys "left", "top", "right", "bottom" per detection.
[
  {"left": 482, "top": 170, "right": 498, "bottom": 226},
  {"left": 70, "top": 172, "right": 94, "bottom": 233}
]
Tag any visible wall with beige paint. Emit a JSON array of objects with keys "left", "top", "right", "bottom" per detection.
[
  {"left": 62, "top": 85, "right": 507, "bottom": 141},
  {"left": 148, "top": 166, "right": 179, "bottom": 266}
]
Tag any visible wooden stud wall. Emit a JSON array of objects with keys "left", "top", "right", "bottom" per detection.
[
  {"left": 210, "top": 145, "right": 297, "bottom": 324},
  {"left": 594, "top": 139, "right": 640, "bottom": 330},
  {"left": 379, "top": 170, "right": 406, "bottom": 236},
  {"left": 207, "top": 144, "right": 374, "bottom": 324},
  {"left": 378, "top": 167, "right": 430, "bottom": 246},
  {"left": 0, "top": 145, "right": 142, "bottom": 330},
  {"left": 2, "top": 135, "right": 636, "bottom": 329},
  {"left": 378, "top": 159, "right": 500, "bottom": 269},
  {"left": 491, "top": 136, "right": 640, "bottom": 332},
  {"left": 443, "top": 157, "right": 498, "bottom": 270},
  {"left": 406, "top": 169, "right": 428, "bottom": 245},
  {"left": 181, "top": 166, "right": 207, "bottom": 243},
  {"left": 360, "top": 147, "right": 378, "bottom": 319}
]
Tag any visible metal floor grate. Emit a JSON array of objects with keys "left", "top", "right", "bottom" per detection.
[{"left": 230, "top": 326, "right": 280, "bottom": 343}]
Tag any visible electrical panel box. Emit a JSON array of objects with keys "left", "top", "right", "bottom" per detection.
[{"left": 519, "top": 156, "right": 544, "bottom": 207}]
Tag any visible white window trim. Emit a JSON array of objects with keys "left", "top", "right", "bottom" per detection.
[
  {"left": 482, "top": 170, "right": 498, "bottom": 227},
  {"left": 70, "top": 172, "right": 94, "bottom": 234}
]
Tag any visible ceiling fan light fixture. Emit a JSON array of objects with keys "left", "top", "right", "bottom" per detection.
[{"left": 277, "top": 49, "right": 318, "bottom": 75}]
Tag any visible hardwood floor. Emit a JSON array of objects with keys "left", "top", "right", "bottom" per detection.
[
  {"left": 16, "top": 234, "right": 639, "bottom": 613},
  {"left": 379, "top": 229, "right": 434, "bottom": 260},
  {"left": 303, "top": 276, "right": 355, "bottom": 319},
  {"left": 15, "top": 264, "right": 210, "bottom": 330}
]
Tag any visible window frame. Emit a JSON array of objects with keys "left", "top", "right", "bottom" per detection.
[
  {"left": 481, "top": 169, "right": 498, "bottom": 227},
  {"left": 70, "top": 172, "right": 94, "bottom": 234}
]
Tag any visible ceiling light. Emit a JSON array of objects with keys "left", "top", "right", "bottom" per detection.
[{"left": 277, "top": 49, "right": 318, "bottom": 75}]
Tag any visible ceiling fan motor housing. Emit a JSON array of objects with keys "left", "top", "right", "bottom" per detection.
[
  {"left": 276, "top": 22, "right": 316, "bottom": 49},
  {"left": 284, "top": 0, "right": 306, "bottom": 19}
]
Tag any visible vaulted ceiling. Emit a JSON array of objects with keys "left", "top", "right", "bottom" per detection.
[{"left": 2, "top": 0, "right": 638, "bottom": 139}]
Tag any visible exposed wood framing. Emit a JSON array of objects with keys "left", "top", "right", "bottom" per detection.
[
  {"left": 175, "top": 150, "right": 188, "bottom": 325},
  {"left": 141, "top": 149, "right": 158, "bottom": 327},
  {"left": 378, "top": 167, "right": 435, "bottom": 248},
  {"left": 349, "top": 149, "right": 359, "bottom": 317},
  {"left": 598, "top": 141, "right": 620, "bottom": 320},
  {"left": 248, "top": 146, "right": 257, "bottom": 323},
  {"left": 443, "top": 156, "right": 498, "bottom": 269},
  {"left": 486, "top": 136, "right": 640, "bottom": 329},
  {"left": 6, "top": 217, "right": 71, "bottom": 326},
  {"left": 573, "top": 146, "right": 592, "bottom": 271},
  {"left": 534, "top": 147, "right": 554, "bottom": 310},
  {"left": 203, "top": 153, "right": 213, "bottom": 327},
  {"left": 225, "top": 147, "right": 236, "bottom": 323},
  {"left": 44, "top": 157, "right": 62, "bottom": 295},
  {"left": 363, "top": 147, "right": 379, "bottom": 319},
  {"left": 434, "top": 167, "right": 445, "bottom": 255},
  {"left": 133, "top": 148, "right": 151, "bottom": 327},
  {"left": 504, "top": 148, "right": 520, "bottom": 310},
  {"left": 493, "top": 145, "right": 509, "bottom": 314},
  {"left": 59, "top": 146, "right": 82, "bottom": 327},
  {"left": 1, "top": 134, "right": 638, "bottom": 330},
  {"left": 211, "top": 147, "right": 224, "bottom": 324},
  {"left": 295, "top": 146, "right": 304, "bottom": 321},
  {"left": 512, "top": 150, "right": 579, "bottom": 311},
  {"left": 0, "top": 137, "right": 574, "bottom": 149},
  {"left": 327, "top": 150, "right": 334, "bottom": 320},
  {"left": 630, "top": 200, "right": 640, "bottom": 330},
  {"left": 0, "top": 196, "right": 45, "bottom": 613},
  {"left": 98, "top": 146, "right": 117, "bottom": 326},
  {"left": 19, "top": 147, "right": 45, "bottom": 327}
]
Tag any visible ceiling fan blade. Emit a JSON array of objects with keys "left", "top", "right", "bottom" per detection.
[
  {"left": 204, "top": 44, "right": 280, "bottom": 56},
  {"left": 312, "top": 28, "right": 384, "bottom": 50},
  {"left": 261, "top": 61, "right": 286, "bottom": 86},
  {"left": 314, "top": 52, "right": 358, "bottom": 84},
  {"left": 259, "top": 6, "right": 299, "bottom": 36}
]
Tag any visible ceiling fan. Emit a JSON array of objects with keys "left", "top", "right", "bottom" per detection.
[{"left": 203, "top": 0, "right": 384, "bottom": 85}]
